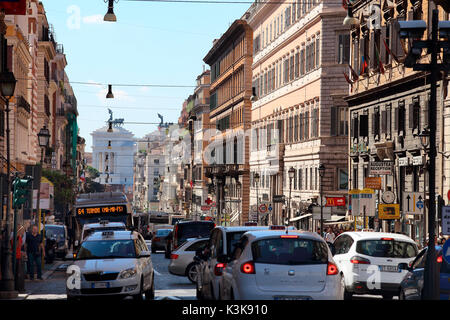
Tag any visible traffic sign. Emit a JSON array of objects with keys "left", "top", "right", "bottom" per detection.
[
  {"left": 378, "top": 204, "right": 400, "bottom": 219},
  {"left": 442, "top": 206, "right": 450, "bottom": 236},
  {"left": 402, "top": 192, "right": 424, "bottom": 215},
  {"left": 443, "top": 240, "right": 450, "bottom": 264},
  {"left": 268, "top": 205, "right": 273, "bottom": 212},
  {"left": 359, "top": 188, "right": 376, "bottom": 217},
  {"left": 349, "top": 189, "right": 360, "bottom": 216},
  {"left": 259, "top": 204, "right": 268, "bottom": 214}
]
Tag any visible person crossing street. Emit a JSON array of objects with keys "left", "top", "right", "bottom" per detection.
[{"left": 25, "top": 225, "right": 45, "bottom": 281}]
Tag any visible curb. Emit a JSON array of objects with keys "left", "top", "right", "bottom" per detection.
[{"left": 42, "top": 260, "right": 64, "bottom": 280}]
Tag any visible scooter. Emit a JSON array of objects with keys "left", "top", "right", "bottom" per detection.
[{"left": 45, "top": 236, "right": 57, "bottom": 264}]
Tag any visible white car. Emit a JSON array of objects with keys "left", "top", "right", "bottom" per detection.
[
  {"left": 331, "top": 232, "right": 418, "bottom": 299},
  {"left": 80, "top": 221, "right": 127, "bottom": 242},
  {"left": 168, "top": 237, "right": 209, "bottom": 283},
  {"left": 67, "top": 230, "right": 155, "bottom": 301},
  {"left": 196, "top": 225, "right": 296, "bottom": 300},
  {"left": 219, "top": 230, "right": 343, "bottom": 300}
]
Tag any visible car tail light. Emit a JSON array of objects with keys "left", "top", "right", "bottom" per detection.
[
  {"left": 350, "top": 256, "right": 371, "bottom": 264},
  {"left": 280, "top": 235, "right": 299, "bottom": 239},
  {"left": 214, "top": 263, "right": 226, "bottom": 276},
  {"left": 381, "top": 238, "right": 393, "bottom": 241},
  {"left": 437, "top": 255, "right": 443, "bottom": 263},
  {"left": 171, "top": 254, "right": 179, "bottom": 260},
  {"left": 240, "top": 261, "right": 255, "bottom": 274},
  {"left": 327, "top": 262, "right": 339, "bottom": 275}
]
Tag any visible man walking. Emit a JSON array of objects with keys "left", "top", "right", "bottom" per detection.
[{"left": 25, "top": 225, "right": 44, "bottom": 280}]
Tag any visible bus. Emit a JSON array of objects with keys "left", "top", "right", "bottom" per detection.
[{"left": 73, "top": 192, "right": 132, "bottom": 247}]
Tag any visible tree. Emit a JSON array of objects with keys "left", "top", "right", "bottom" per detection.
[{"left": 42, "top": 168, "right": 76, "bottom": 214}]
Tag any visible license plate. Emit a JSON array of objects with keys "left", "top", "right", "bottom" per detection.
[
  {"left": 92, "top": 282, "right": 110, "bottom": 289},
  {"left": 379, "top": 265, "right": 398, "bottom": 272},
  {"left": 274, "top": 296, "right": 312, "bottom": 300}
]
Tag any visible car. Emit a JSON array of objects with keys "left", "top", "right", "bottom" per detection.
[
  {"left": 219, "top": 229, "right": 343, "bottom": 300},
  {"left": 151, "top": 228, "right": 172, "bottom": 253},
  {"left": 165, "top": 220, "right": 215, "bottom": 259},
  {"left": 80, "top": 221, "right": 127, "bottom": 242},
  {"left": 196, "top": 225, "right": 296, "bottom": 300},
  {"left": 399, "top": 245, "right": 450, "bottom": 300},
  {"left": 331, "top": 231, "right": 418, "bottom": 299},
  {"left": 66, "top": 230, "right": 155, "bottom": 301},
  {"left": 168, "top": 237, "right": 209, "bottom": 283},
  {"left": 45, "top": 224, "right": 68, "bottom": 260}
]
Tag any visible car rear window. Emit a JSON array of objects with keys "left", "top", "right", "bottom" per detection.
[
  {"left": 227, "top": 232, "right": 247, "bottom": 257},
  {"left": 356, "top": 239, "right": 417, "bottom": 258},
  {"left": 177, "top": 222, "right": 214, "bottom": 241},
  {"left": 156, "top": 229, "right": 171, "bottom": 236},
  {"left": 251, "top": 237, "right": 329, "bottom": 265}
]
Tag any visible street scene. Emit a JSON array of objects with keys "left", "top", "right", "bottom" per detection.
[{"left": 0, "top": 0, "right": 449, "bottom": 305}]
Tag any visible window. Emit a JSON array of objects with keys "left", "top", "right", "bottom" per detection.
[
  {"left": 409, "top": 97, "right": 420, "bottom": 135},
  {"left": 298, "top": 169, "right": 302, "bottom": 190},
  {"left": 395, "top": 100, "right": 406, "bottom": 136},
  {"left": 334, "top": 235, "right": 354, "bottom": 255},
  {"left": 331, "top": 107, "right": 348, "bottom": 136},
  {"left": 300, "top": 47, "right": 305, "bottom": 76},
  {"left": 315, "top": 35, "right": 320, "bottom": 68},
  {"left": 253, "top": 35, "right": 261, "bottom": 54},
  {"left": 359, "top": 114, "right": 369, "bottom": 137},
  {"left": 338, "top": 34, "right": 350, "bottom": 64},
  {"left": 289, "top": 55, "right": 295, "bottom": 81},
  {"left": 294, "top": 51, "right": 300, "bottom": 78},
  {"left": 305, "top": 168, "right": 308, "bottom": 190},
  {"left": 311, "top": 108, "right": 318, "bottom": 138},
  {"left": 293, "top": 169, "right": 297, "bottom": 190},
  {"left": 352, "top": 166, "right": 358, "bottom": 189},
  {"left": 385, "top": 104, "right": 392, "bottom": 139},
  {"left": 372, "top": 107, "right": 380, "bottom": 140},
  {"left": 186, "top": 240, "right": 208, "bottom": 252},
  {"left": 356, "top": 240, "right": 417, "bottom": 258},
  {"left": 338, "top": 169, "right": 348, "bottom": 190},
  {"left": 285, "top": 7, "right": 291, "bottom": 29},
  {"left": 283, "top": 58, "right": 289, "bottom": 84}
]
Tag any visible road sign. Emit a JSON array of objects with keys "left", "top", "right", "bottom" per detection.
[
  {"left": 442, "top": 206, "right": 450, "bottom": 236},
  {"left": 378, "top": 204, "right": 400, "bottom": 219},
  {"left": 349, "top": 189, "right": 360, "bottom": 216},
  {"left": 268, "top": 205, "right": 273, "bottom": 212},
  {"left": 365, "top": 177, "right": 382, "bottom": 190},
  {"left": 402, "top": 192, "right": 424, "bottom": 215},
  {"left": 359, "top": 188, "right": 376, "bottom": 217},
  {"left": 443, "top": 240, "right": 450, "bottom": 264},
  {"left": 259, "top": 204, "right": 268, "bottom": 214},
  {"left": 312, "top": 206, "right": 332, "bottom": 220},
  {"left": 273, "top": 195, "right": 286, "bottom": 203}
]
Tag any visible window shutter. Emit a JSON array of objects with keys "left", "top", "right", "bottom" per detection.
[
  {"left": 372, "top": 112, "right": 376, "bottom": 135},
  {"left": 330, "top": 107, "right": 338, "bottom": 136},
  {"left": 380, "top": 26, "right": 387, "bottom": 64},
  {"left": 394, "top": 107, "right": 399, "bottom": 131},
  {"left": 343, "top": 34, "right": 350, "bottom": 64},
  {"left": 424, "top": 94, "right": 429, "bottom": 126}
]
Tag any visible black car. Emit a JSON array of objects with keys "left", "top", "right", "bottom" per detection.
[
  {"left": 151, "top": 228, "right": 172, "bottom": 253},
  {"left": 165, "top": 220, "right": 215, "bottom": 259},
  {"left": 45, "top": 224, "right": 68, "bottom": 260}
]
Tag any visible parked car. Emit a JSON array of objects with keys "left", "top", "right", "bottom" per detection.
[
  {"left": 168, "top": 237, "right": 209, "bottom": 283},
  {"left": 218, "top": 229, "right": 343, "bottom": 300},
  {"left": 399, "top": 245, "right": 450, "bottom": 300},
  {"left": 196, "top": 225, "right": 295, "bottom": 300},
  {"left": 151, "top": 228, "right": 172, "bottom": 253},
  {"left": 45, "top": 224, "right": 68, "bottom": 260},
  {"left": 331, "top": 232, "right": 418, "bottom": 299},
  {"left": 67, "top": 230, "right": 154, "bottom": 301},
  {"left": 165, "top": 220, "right": 215, "bottom": 259}
]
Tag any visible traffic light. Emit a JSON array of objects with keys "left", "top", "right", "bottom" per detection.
[{"left": 13, "top": 176, "right": 33, "bottom": 209}]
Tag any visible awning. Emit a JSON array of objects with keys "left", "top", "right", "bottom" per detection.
[
  {"left": 323, "top": 215, "right": 349, "bottom": 225},
  {"left": 290, "top": 213, "right": 312, "bottom": 222}
]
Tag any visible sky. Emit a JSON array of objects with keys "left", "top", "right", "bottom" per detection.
[{"left": 42, "top": 0, "right": 250, "bottom": 151}]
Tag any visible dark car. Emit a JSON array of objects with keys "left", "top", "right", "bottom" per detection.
[
  {"left": 151, "top": 228, "right": 172, "bottom": 253},
  {"left": 45, "top": 224, "right": 68, "bottom": 260},
  {"left": 165, "top": 220, "right": 215, "bottom": 259},
  {"left": 399, "top": 245, "right": 450, "bottom": 300}
]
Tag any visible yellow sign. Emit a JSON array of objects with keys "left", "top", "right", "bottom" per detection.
[
  {"left": 349, "top": 189, "right": 360, "bottom": 194},
  {"left": 361, "top": 188, "right": 375, "bottom": 194},
  {"left": 378, "top": 204, "right": 400, "bottom": 219}
]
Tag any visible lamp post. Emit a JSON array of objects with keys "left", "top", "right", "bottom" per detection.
[
  {"left": 104, "top": 0, "right": 118, "bottom": 22},
  {"left": 416, "top": 128, "right": 430, "bottom": 248},
  {"left": 318, "top": 164, "right": 326, "bottom": 238},
  {"left": 288, "top": 167, "right": 295, "bottom": 226},
  {"left": 254, "top": 172, "right": 260, "bottom": 224},
  {"left": 0, "top": 70, "right": 16, "bottom": 295}
]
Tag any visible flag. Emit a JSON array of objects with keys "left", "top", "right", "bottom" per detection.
[
  {"left": 382, "top": 38, "right": 399, "bottom": 64},
  {"left": 349, "top": 65, "right": 359, "bottom": 81},
  {"left": 374, "top": 45, "right": 385, "bottom": 74},
  {"left": 360, "top": 56, "right": 368, "bottom": 75},
  {"left": 343, "top": 72, "right": 353, "bottom": 84}
]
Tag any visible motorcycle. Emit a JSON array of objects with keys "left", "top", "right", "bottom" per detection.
[{"left": 45, "top": 236, "right": 57, "bottom": 264}]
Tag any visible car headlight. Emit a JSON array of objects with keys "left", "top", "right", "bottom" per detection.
[{"left": 119, "top": 268, "right": 137, "bottom": 279}]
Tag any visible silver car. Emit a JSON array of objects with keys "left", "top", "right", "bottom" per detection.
[
  {"left": 168, "top": 237, "right": 209, "bottom": 283},
  {"left": 67, "top": 230, "right": 155, "bottom": 301}
]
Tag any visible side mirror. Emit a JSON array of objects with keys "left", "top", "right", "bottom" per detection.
[
  {"left": 398, "top": 263, "right": 410, "bottom": 271},
  {"left": 139, "top": 251, "right": 151, "bottom": 258}
]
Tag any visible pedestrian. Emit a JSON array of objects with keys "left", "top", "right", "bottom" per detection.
[
  {"left": 11, "top": 225, "right": 26, "bottom": 292},
  {"left": 325, "top": 227, "right": 336, "bottom": 244},
  {"left": 317, "top": 228, "right": 322, "bottom": 237},
  {"left": 25, "top": 225, "right": 45, "bottom": 280}
]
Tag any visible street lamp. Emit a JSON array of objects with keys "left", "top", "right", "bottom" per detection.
[
  {"left": 417, "top": 128, "right": 430, "bottom": 249},
  {"left": 288, "top": 167, "right": 295, "bottom": 226},
  {"left": 104, "top": 0, "right": 118, "bottom": 22},
  {"left": 342, "top": 1, "right": 360, "bottom": 26},
  {"left": 254, "top": 172, "right": 260, "bottom": 224},
  {"left": 318, "top": 164, "right": 326, "bottom": 238},
  {"left": 106, "top": 84, "right": 114, "bottom": 99},
  {"left": 0, "top": 70, "right": 16, "bottom": 295}
]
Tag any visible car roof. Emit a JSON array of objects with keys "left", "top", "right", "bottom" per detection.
[
  {"left": 84, "top": 230, "right": 138, "bottom": 241},
  {"left": 83, "top": 222, "right": 126, "bottom": 229},
  {"left": 214, "top": 226, "right": 296, "bottom": 233},
  {"left": 244, "top": 230, "right": 324, "bottom": 242},
  {"left": 176, "top": 220, "right": 214, "bottom": 225},
  {"left": 341, "top": 231, "right": 416, "bottom": 243}
]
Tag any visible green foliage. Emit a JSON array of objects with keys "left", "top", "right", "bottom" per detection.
[
  {"left": 42, "top": 168, "right": 76, "bottom": 209},
  {"left": 85, "top": 166, "right": 100, "bottom": 179}
]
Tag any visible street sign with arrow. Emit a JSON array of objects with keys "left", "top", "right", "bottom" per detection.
[{"left": 402, "top": 192, "right": 424, "bottom": 215}]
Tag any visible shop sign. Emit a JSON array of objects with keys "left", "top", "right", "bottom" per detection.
[
  {"left": 369, "top": 161, "right": 393, "bottom": 175},
  {"left": 365, "top": 177, "right": 382, "bottom": 190}
]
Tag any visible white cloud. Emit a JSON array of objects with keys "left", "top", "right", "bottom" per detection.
[{"left": 82, "top": 15, "right": 105, "bottom": 25}]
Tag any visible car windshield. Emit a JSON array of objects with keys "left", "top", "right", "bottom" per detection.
[
  {"left": 356, "top": 239, "right": 417, "bottom": 258},
  {"left": 76, "top": 240, "right": 136, "bottom": 259},
  {"left": 156, "top": 229, "right": 171, "bottom": 236},
  {"left": 45, "top": 227, "right": 64, "bottom": 240},
  {"left": 83, "top": 227, "right": 125, "bottom": 239},
  {"left": 251, "top": 237, "right": 328, "bottom": 265}
]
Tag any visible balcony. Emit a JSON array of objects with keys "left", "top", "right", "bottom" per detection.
[{"left": 16, "top": 96, "right": 31, "bottom": 113}]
